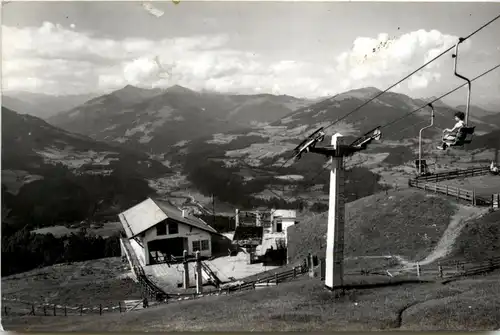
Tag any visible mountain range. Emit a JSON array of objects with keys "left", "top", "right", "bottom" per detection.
[
  {"left": 1, "top": 106, "right": 171, "bottom": 228},
  {"left": 2, "top": 91, "right": 100, "bottom": 119},
  {"left": 46, "top": 85, "right": 313, "bottom": 155},
  {"left": 2, "top": 84, "right": 499, "bottom": 230}
]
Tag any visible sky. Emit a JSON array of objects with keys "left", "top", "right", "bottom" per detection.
[{"left": 2, "top": 1, "right": 500, "bottom": 106}]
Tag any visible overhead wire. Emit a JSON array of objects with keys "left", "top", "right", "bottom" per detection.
[
  {"left": 226, "top": 62, "right": 500, "bottom": 208},
  {"left": 207, "top": 14, "right": 500, "bottom": 215},
  {"left": 319, "top": 13, "right": 500, "bottom": 135},
  {"left": 292, "top": 62, "right": 500, "bottom": 231},
  {"left": 379, "top": 63, "right": 500, "bottom": 131},
  {"left": 265, "top": 13, "right": 500, "bottom": 185}
]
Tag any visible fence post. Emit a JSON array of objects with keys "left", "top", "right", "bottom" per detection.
[
  {"left": 293, "top": 266, "right": 296, "bottom": 278},
  {"left": 53, "top": 304, "right": 56, "bottom": 316},
  {"left": 275, "top": 273, "right": 278, "bottom": 284},
  {"left": 309, "top": 253, "right": 315, "bottom": 278},
  {"left": 457, "top": 188, "right": 460, "bottom": 202},
  {"left": 43, "top": 305, "right": 47, "bottom": 316},
  {"left": 438, "top": 263, "right": 443, "bottom": 278},
  {"left": 119, "top": 301, "right": 122, "bottom": 313},
  {"left": 99, "top": 304, "right": 102, "bottom": 315},
  {"left": 455, "top": 261, "right": 460, "bottom": 273},
  {"left": 446, "top": 186, "right": 449, "bottom": 196},
  {"left": 64, "top": 306, "right": 67, "bottom": 316},
  {"left": 472, "top": 189, "right": 476, "bottom": 206},
  {"left": 416, "top": 263, "right": 421, "bottom": 278},
  {"left": 79, "top": 305, "right": 83, "bottom": 316},
  {"left": 4, "top": 306, "right": 8, "bottom": 316},
  {"left": 31, "top": 304, "right": 36, "bottom": 316}
]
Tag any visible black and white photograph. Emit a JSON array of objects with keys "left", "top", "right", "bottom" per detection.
[{"left": 1, "top": 0, "right": 500, "bottom": 331}]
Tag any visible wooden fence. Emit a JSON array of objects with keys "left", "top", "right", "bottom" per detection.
[
  {"left": 409, "top": 166, "right": 499, "bottom": 208},
  {"left": 4, "top": 253, "right": 500, "bottom": 317},
  {"left": 318, "top": 255, "right": 500, "bottom": 282},
  {"left": 414, "top": 166, "right": 491, "bottom": 182},
  {"left": 409, "top": 179, "right": 479, "bottom": 205},
  {"left": 2, "top": 244, "right": 309, "bottom": 318}
]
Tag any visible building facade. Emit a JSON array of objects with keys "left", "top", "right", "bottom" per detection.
[{"left": 118, "top": 198, "right": 218, "bottom": 266}]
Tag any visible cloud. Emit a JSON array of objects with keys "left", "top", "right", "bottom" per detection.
[
  {"left": 2, "top": 22, "right": 483, "bottom": 99},
  {"left": 335, "top": 29, "right": 472, "bottom": 92}
]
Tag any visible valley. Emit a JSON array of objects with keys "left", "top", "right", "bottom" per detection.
[{"left": 2, "top": 83, "right": 500, "bottom": 332}]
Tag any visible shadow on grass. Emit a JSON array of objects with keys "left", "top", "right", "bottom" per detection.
[{"left": 321, "top": 277, "right": 434, "bottom": 295}]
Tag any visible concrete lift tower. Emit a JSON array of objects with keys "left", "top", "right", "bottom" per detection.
[{"left": 292, "top": 127, "right": 382, "bottom": 290}]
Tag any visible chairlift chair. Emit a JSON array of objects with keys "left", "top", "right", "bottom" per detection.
[
  {"left": 416, "top": 103, "right": 435, "bottom": 176},
  {"left": 414, "top": 159, "right": 431, "bottom": 176},
  {"left": 441, "top": 37, "right": 475, "bottom": 149},
  {"left": 491, "top": 161, "right": 499, "bottom": 175},
  {"left": 443, "top": 126, "right": 475, "bottom": 147}
]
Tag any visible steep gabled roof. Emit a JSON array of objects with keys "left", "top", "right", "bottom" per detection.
[
  {"left": 151, "top": 199, "right": 218, "bottom": 235},
  {"left": 118, "top": 198, "right": 218, "bottom": 239}
]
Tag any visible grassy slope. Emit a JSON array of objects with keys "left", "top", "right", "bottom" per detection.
[
  {"left": 287, "top": 189, "right": 457, "bottom": 264},
  {"left": 1, "top": 258, "right": 141, "bottom": 307},
  {"left": 4, "top": 272, "right": 500, "bottom": 331},
  {"left": 448, "top": 209, "right": 500, "bottom": 263}
]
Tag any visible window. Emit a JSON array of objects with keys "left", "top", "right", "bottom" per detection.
[
  {"left": 156, "top": 222, "right": 167, "bottom": 235},
  {"left": 192, "top": 240, "right": 201, "bottom": 252},
  {"left": 276, "top": 223, "right": 283, "bottom": 233},
  {"left": 168, "top": 222, "right": 179, "bottom": 235},
  {"left": 201, "top": 240, "right": 210, "bottom": 251}
]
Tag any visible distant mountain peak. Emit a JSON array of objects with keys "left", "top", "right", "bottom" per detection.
[
  {"left": 421, "top": 96, "right": 450, "bottom": 108},
  {"left": 115, "top": 84, "right": 162, "bottom": 94},
  {"left": 358, "top": 86, "right": 383, "bottom": 93},
  {"left": 166, "top": 85, "right": 196, "bottom": 95},
  {"left": 332, "top": 86, "right": 383, "bottom": 101}
]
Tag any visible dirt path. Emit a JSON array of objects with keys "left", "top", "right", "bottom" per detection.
[
  {"left": 349, "top": 205, "right": 489, "bottom": 274},
  {"left": 392, "top": 205, "right": 488, "bottom": 270}
]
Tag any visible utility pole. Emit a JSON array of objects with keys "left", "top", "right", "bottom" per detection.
[{"left": 292, "top": 127, "right": 381, "bottom": 290}]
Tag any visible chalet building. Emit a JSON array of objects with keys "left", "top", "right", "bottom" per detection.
[
  {"left": 270, "top": 209, "right": 297, "bottom": 239},
  {"left": 233, "top": 208, "right": 298, "bottom": 264},
  {"left": 236, "top": 209, "right": 297, "bottom": 237},
  {"left": 118, "top": 198, "right": 218, "bottom": 266}
]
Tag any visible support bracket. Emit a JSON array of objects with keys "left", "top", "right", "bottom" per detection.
[{"left": 293, "top": 127, "right": 382, "bottom": 160}]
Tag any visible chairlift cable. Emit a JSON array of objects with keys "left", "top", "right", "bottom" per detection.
[
  {"left": 213, "top": 15, "right": 500, "bottom": 211},
  {"left": 255, "top": 15, "right": 500, "bottom": 230},
  {"left": 312, "top": 14, "right": 500, "bottom": 136},
  {"left": 379, "top": 63, "right": 500, "bottom": 131}
]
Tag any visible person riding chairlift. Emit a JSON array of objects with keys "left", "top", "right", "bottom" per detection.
[
  {"left": 437, "top": 111, "right": 466, "bottom": 150},
  {"left": 491, "top": 161, "right": 499, "bottom": 175}
]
